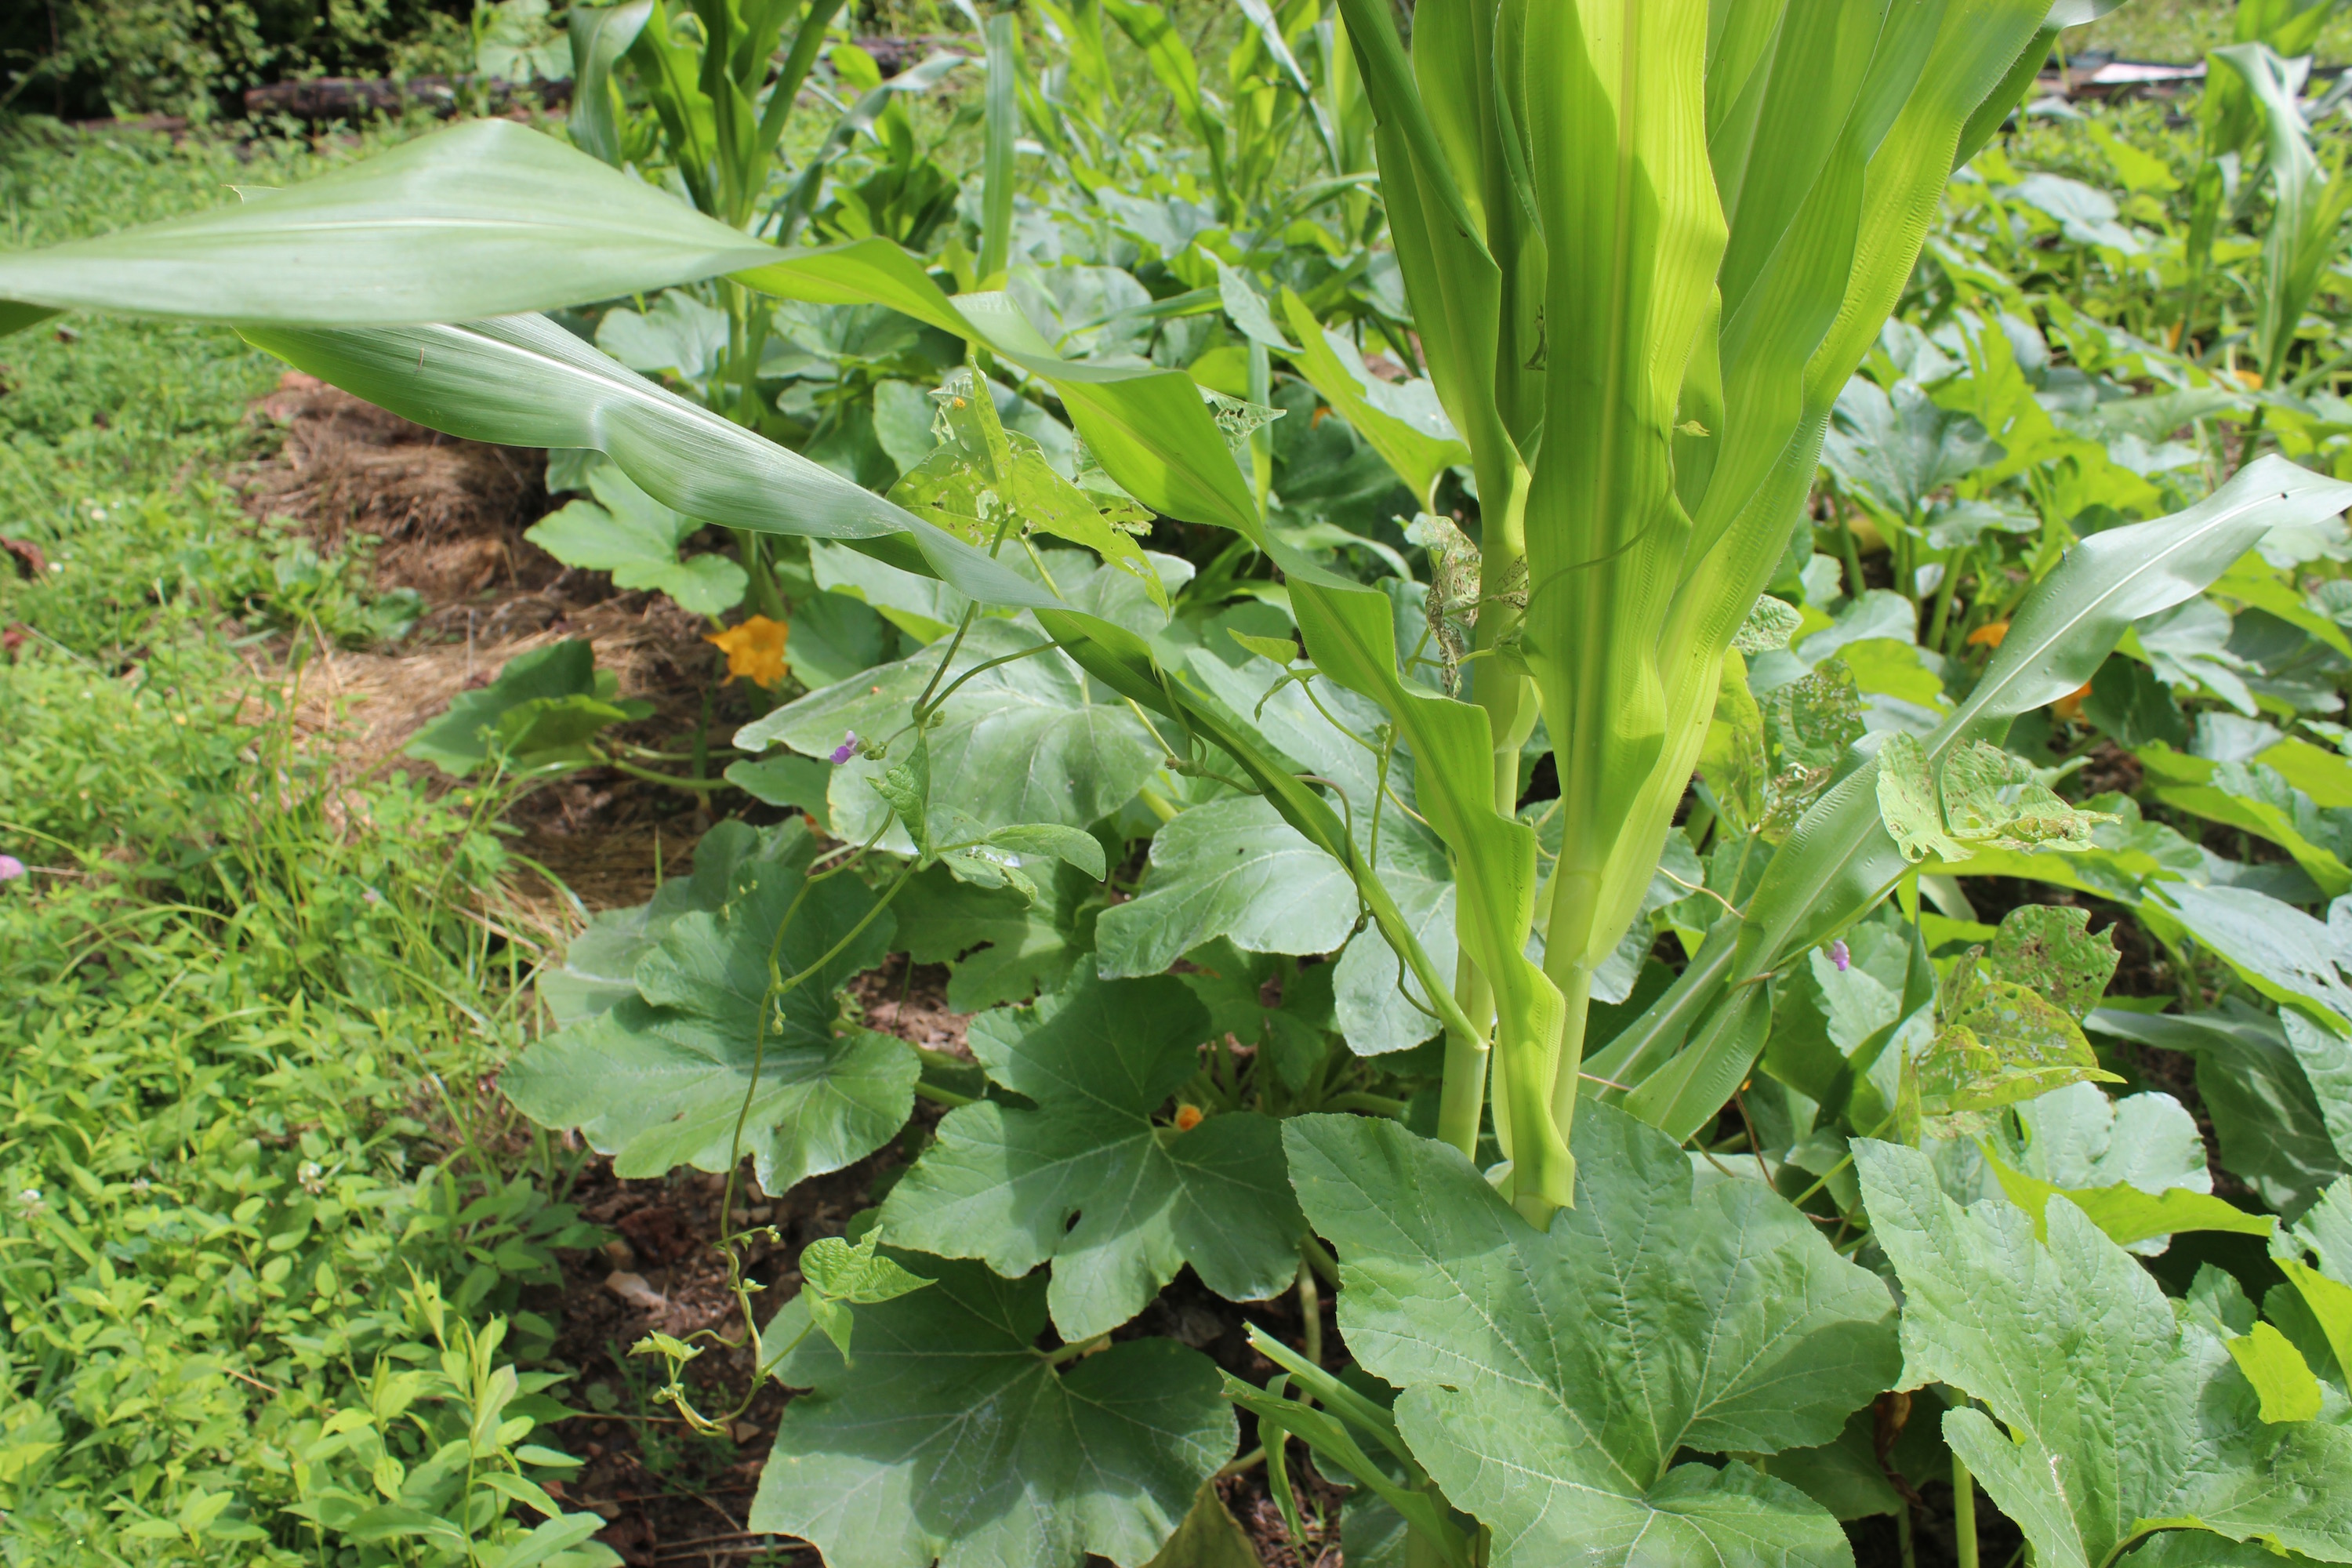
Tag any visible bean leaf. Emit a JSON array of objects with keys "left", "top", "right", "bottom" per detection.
[
  {"left": 1987, "top": 906, "right": 2118, "bottom": 1021},
  {"left": 738, "top": 618, "right": 1162, "bottom": 851},
  {"left": 403, "top": 640, "right": 652, "bottom": 776},
  {"left": 1878, "top": 733, "right": 2117, "bottom": 862},
  {"left": 797, "top": 1229, "right": 933, "bottom": 1362}
]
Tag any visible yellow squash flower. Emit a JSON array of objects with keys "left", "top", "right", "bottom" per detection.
[{"left": 706, "top": 614, "right": 789, "bottom": 688}]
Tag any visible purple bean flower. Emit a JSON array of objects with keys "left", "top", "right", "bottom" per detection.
[
  {"left": 0, "top": 855, "right": 24, "bottom": 883},
  {"left": 1829, "top": 938, "right": 1850, "bottom": 973},
  {"left": 829, "top": 731, "right": 859, "bottom": 764}
]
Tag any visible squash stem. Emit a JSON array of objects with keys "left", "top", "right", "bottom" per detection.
[{"left": 1954, "top": 1454, "right": 1979, "bottom": 1568}]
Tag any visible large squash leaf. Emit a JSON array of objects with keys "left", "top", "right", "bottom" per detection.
[
  {"left": 878, "top": 973, "right": 1302, "bottom": 1340},
  {"left": 1857, "top": 1140, "right": 2352, "bottom": 1568},
  {"left": 750, "top": 1249, "right": 1232, "bottom": 1568},
  {"left": 501, "top": 824, "right": 911, "bottom": 1189},
  {"left": 1285, "top": 1104, "right": 1900, "bottom": 1566},
  {"left": 735, "top": 617, "right": 1161, "bottom": 851},
  {"left": 525, "top": 461, "right": 748, "bottom": 616},
  {"left": 1094, "top": 796, "right": 1359, "bottom": 978},
  {"left": 2088, "top": 1001, "right": 2351, "bottom": 1219}
]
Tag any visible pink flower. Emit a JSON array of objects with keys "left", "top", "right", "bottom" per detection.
[
  {"left": 0, "top": 855, "right": 24, "bottom": 882},
  {"left": 1829, "top": 939, "right": 1849, "bottom": 973},
  {"left": 829, "top": 731, "right": 859, "bottom": 764}
]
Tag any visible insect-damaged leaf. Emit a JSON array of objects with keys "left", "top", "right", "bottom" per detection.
[
  {"left": 877, "top": 973, "right": 1303, "bottom": 1340},
  {"left": 1987, "top": 905, "right": 2118, "bottom": 1022},
  {"left": 1877, "top": 732, "right": 2117, "bottom": 863},
  {"left": 1857, "top": 1141, "right": 2352, "bottom": 1568},
  {"left": 893, "top": 859, "right": 1094, "bottom": 1011},
  {"left": 891, "top": 365, "right": 1165, "bottom": 609},
  {"left": 750, "top": 1248, "right": 1233, "bottom": 1568},
  {"left": 1284, "top": 1104, "right": 1899, "bottom": 1567},
  {"left": 1733, "top": 593, "right": 1803, "bottom": 655},
  {"left": 1906, "top": 950, "right": 2122, "bottom": 1137},
  {"left": 500, "top": 824, "right": 912, "bottom": 1189}
]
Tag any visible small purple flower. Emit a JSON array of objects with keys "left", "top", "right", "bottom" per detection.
[
  {"left": 828, "top": 731, "right": 858, "bottom": 765},
  {"left": 1828, "top": 939, "right": 1850, "bottom": 973},
  {"left": 0, "top": 855, "right": 24, "bottom": 883}
]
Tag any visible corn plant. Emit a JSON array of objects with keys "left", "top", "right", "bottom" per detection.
[
  {"left": 2180, "top": 0, "right": 2352, "bottom": 348},
  {"left": 551, "top": 0, "right": 977, "bottom": 631},
  {"left": 12, "top": 2, "right": 2352, "bottom": 1564}
]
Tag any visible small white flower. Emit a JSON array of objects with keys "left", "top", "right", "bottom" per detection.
[{"left": 297, "top": 1161, "right": 326, "bottom": 1196}]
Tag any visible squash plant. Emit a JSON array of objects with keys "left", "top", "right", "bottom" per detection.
[{"left": 10, "top": 2, "right": 2352, "bottom": 1564}]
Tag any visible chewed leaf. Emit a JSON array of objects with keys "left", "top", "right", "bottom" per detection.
[
  {"left": 1875, "top": 732, "right": 1952, "bottom": 862},
  {"left": 1202, "top": 387, "right": 1285, "bottom": 448},
  {"left": 1987, "top": 905, "right": 2118, "bottom": 1022},
  {"left": 1909, "top": 957, "right": 2122, "bottom": 1133},
  {"left": 1733, "top": 593, "right": 1804, "bottom": 654},
  {"left": 1942, "top": 741, "right": 2119, "bottom": 850},
  {"left": 1764, "top": 660, "right": 1865, "bottom": 772},
  {"left": 1875, "top": 734, "right": 2118, "bottom": 863},
  {"left": 887, "top": 365, "right": 1164, "bottom": 608},
  {"left": 1405, "top": 511, "right": 1483, "bottom": 695},
  {"left": 1699, "top": 652, "right": 1769, "bottom": 834}
]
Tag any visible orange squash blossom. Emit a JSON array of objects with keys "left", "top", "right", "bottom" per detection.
[{"left": 706, "top": 614, "right": 789, "bottom": 688}]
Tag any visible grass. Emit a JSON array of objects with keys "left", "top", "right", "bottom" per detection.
[
  {"left": 0, "top": 117, "right": 600, "bottom": 1564},
  {"left": 2071, "top": 0, "right": 2352, "bottom": 63}
]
